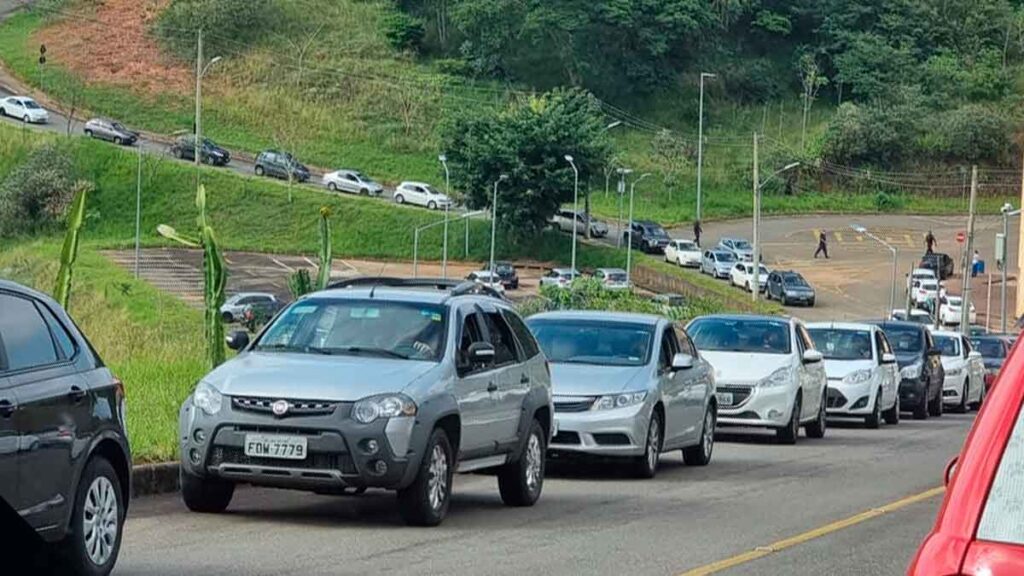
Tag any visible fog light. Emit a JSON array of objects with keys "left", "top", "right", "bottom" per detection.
[
  {"left": 768, "top": 409, "right": 782, "bottom": 419},
  {"left": 362, "top": 439, "right": 379, "bottom": 455},
  {"left": 851, "top": 396, "right": 869, "bottom": 410},
  {"left": 193, "top": 429, "right": 206, "bottom": 444},
  {"left": 372, "top": 460, "right": 388, "bottom": 475},
  {"left": 189, "top": 448, "right": 201, "bottom": 465}
]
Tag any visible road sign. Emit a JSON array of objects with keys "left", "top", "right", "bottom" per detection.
[{"left": 956, "top": 231, "right": 965, "bottom": 243}]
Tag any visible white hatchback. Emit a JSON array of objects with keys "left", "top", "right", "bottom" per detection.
[
  {"left": 665, "top": 239, "right": 702, "bottom": 267},
  {"left": 939, "top": 296, "right": 977, "bottom": 326},
  {"left": 688, "top": 315, "right": 827, "bottom": 444},
  {"left": 393, "top": 181, "right": 453, "bottom": 210},
  {"left": 0, "top": 96, "right": 48, "bottom": 123},
  {"left": 730, "top": 262, "right": 770, "bottom": 292},
  {"left": 807, "top": 322, "right": 900, "bottom": 428},
  {"left": 932, "top": 330, "right": 987, "bottom": 412}
]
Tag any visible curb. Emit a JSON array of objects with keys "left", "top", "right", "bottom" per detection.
[{"left": 131, "top": 462, "right": 180, "bottom": 497}]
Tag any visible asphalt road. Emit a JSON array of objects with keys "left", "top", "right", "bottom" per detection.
[{"left": 115, "top": 414, "right": 972, "bottom": 576}]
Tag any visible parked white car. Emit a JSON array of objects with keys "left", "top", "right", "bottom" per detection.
[
  {"left": 665, "top": 239, "right": 702, "bottom": 267},
  {"left": 933, "top": 330, "right": 986, "bottom": 412},
  {"left": 906, "top": 268, "right": 937, "bottom": 291},
  {"left": 220, "top": 292, "right": 280, "bottom": 323},
  {"left": 891, "top": 308, "right": 934, "bottom": 326},
  {"left": 465, "top": 270, "right": 506, "bottom": 295},
  {"left": 0, "top": 96, "right": 48, "bottom": 123},
  {"left": 729, "top": 262, "right": 770, "bottom": 292},
  {"left": 540, "top": 268, "right": 579, "bottom": 289},
  {"left": 911, "top": 279, "right": 942, "bottom": 307},
  {"left": 688, "top": 315, "right": 827, "bottom": 444},
  {"left": 593, "top": 268, "right": 630, "bottom": 290},
  {"left": 322, "top": 169, "right": 384, "bottom": 196},
  {"left": 550, "top": 209, "right": 609, "bottom": 237},
  {"left": 393, "top": 181, "right": 453, "bottom": 210},
  {"left": 807, "top": 322, "right": 900, "bottom": 428},
  {"left": 939, "top": 296, "right": 977, "bottom": 326}
]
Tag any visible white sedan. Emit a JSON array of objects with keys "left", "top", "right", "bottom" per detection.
[
  {"left": 933, "top": 330, "right": 986, "bottom": 412},
  {"left": 688, "top": 314, "right": 828, "bottom": 444},
  {"left": 939, "top": 296, "right": 977, "bottom": 325},
  {"left": 322, "top": 169, "right": 384, "bottom": 196},
  {"left": 393, "top": 181, "right": 453, "bottom": 210},
  {"left": 465, "top": 270, "right": 506, "bottom": 295},
  {"left": 807, "top": 322, "right": 900, "bottom": 428},
  {"left": 665, "top": 239, "right": 702, "bottom": 267},
  {"left": 730, "top": 262, "right": 770, "bottom": 292},
  {"left": 911, "top": 279, "right": 942, "bottom": 306},
  {"left": 0, "top": 96, "right": 48, "bottom": 124}
]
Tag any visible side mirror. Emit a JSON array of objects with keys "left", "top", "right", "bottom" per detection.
[
  {"left": 802, "top": 349, "right": 823, "bottom": 364},
  {"left": 467, "top": 342, "right": 496, "bottom": 365},
  {"left": 671, "top": 353, "right": 694, "bottom": 371},
  {"left": 226, "top": 330, "right": 250, "bottom": 351},
  {"left": 880, "top": 352, "right": 896, "bottom": 364},
  {"left": 927, "top": 347, "right": 942, "bottom": 357},
  {"left": 944, "top": 455, "right": 959, "bottom": 487}
]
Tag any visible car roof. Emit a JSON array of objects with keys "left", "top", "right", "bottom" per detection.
[
  {"left": 597, "top": 267, "right": 626, "bottom": 273},
  {"left": 806, "top": 321, "right": 877, "bottom": 332},
  {"left": 528, "top": 310, "right": 663, "bottom": 326},
  {"left": 0, "top": 278, "right": 53, "bottom": 303},
  {"left": 865, "top": 319, "right": 927, "bottom": 331},
  {"left": 308, "top": 286, "right": 466, "bottom": 306},
  {"left": 931, "top": 330, "right": 962, "bottom": 339},
  {"left": 400, "top": 181, "right": 432, "bottom": 187},
  {"left": 233, "top": 292, "right": 276, "bottom": 299},
  {"left": 692, "top": 313, "right": 794, "bottom": 324},
  {"left": 551, "top": 267, "right": 575, "bottom": 274},
  {"left": 912, "top": 268, "right": 936, "bottom": 275}
]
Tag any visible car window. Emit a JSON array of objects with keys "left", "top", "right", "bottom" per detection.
[
  {"left": 674, "top": 326, "right": 697, "bottom": 357},
  {"left": 808, "top": 328, "right": 873, "bottom": 361},
  {"left": 977, "top": 398, "right": 1024, "bottom": 545},
  {"left": 38, "top": 304, "right": 77, "bottom": 360},
  {"left": 659, "top": 328, "right": 680, "bottom": 370},
  {"left": 528, "top": 319, "right": 653, "bottom": 367},
  {"left": 0, "top": 294, "right": 59, "bottom": 371},
  {"left": 883, "top": 325, "right": 924, "bottom": 353},
  {"left": 458, "top": 311, "right": 485, "bottom": 370},
  {"left": 972, "top": 338, "right": 1007, "bottom": 358},
  {"left": 689, "top": 317, "right": 792, "bottom": 355},
  {"left": 502, "top": 310, "right": 540, "bottom": 360},
  {"left": 483, "top": 312, "right": 518, "bottom": 366}
]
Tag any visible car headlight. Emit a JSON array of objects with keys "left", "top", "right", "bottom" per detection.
[
  {"left": 759, "top": 366, "right": 792, "bottom": 388},
  {"left": 843, "top": 369, "right": 873, "bottom": 385},
  {"left": 946, "top": 367, "right": 962, "bottom": 376},
  {"left": 193, "top": 381, "right": 223, "bottom": 416},
  {"left": 352, "top": 394, "right": 417, "bottom": 424},
  {"left": 901, "top": 362, "right": 923, "bottom": 380},
  {"left": 593, "top": 391, "right": 647, "bottom": 411}
]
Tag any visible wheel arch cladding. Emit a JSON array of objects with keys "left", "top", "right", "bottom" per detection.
[
  {"left": 508, "top": 388, "right": 552, "bottom": 462},
  {"left": 434, "top": 413, "right": 461, "bottom": 455}
]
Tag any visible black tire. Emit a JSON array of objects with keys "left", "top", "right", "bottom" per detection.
[
  {"left": 865, "top": 391, "right": 882, "bottom": 429},
  {"left": 805, "top": 392, "right": 827, "bottom": 438},
  {"left": 180, "top": 469, "right": 234, "bottom": 513},
  {"left": 327, "top": 182, "right": 337, "bottom": 192},
  {"left": 745, "top": 281, "right": 752, "bottom": 292},
  {"left": 498, "top": 419, "right": 545, "bottom": 507},
  {"left": 928, "top": 386, "right": 944, "bottom": 417},
  {"left": 395, "top": 194, "right": 405, "bottom": 205},
  {"left": 221, "top": 311, "right": 233, "bottom": 323},
  {"left": 883, "top": 395, "right": 900, "bottom": 425},
  {"left": 85, "top": 129, "right": 93, "bottom": 138},
  {"left": 913, "top": 397, "right": 929, "bottom": 420},
  {"left": 23, "top": 114, "right": 30, "bottom": 123},
  {"left": 781, "top": 294, "right": 788, "bottom": 306},
  {"left": 57, "top": 456, "right": 125, "bottom": 576},
  {"left": 397, "top": 427, "right": 453, "bottom": 526},
  {"left": 808, "top": 298, "right": 816, "bottom": 307},
  {"left": 113, "top": 137, "right": 122, "bottom": 145},
  {"left": 428, "top": 201, "right": 437, "bottom": 210},
  {"left": 360, "top": 187, "right": 369, "bottom": 196},
  {"left": 777, "top": 395, "right": 802, "bottom": 444},
  {"left": 955, "top": 380, "right": 970, "bottom": 414},
  {"left": 255, "top": 165, "right": 265, "bottom": 176},
  {"left": 632, "top": 410, "right": 663, "bottom": 478},
  {"left": 972, "top": 383, "right": 985, "bottom": 411},
  {"left": 0, "top": 107, "right": 5, "bottom": 116},
  {"left": 683, "top": 404, "right": 716, "bottom": 466}
]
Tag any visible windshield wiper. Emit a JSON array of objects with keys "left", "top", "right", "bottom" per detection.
[{"left": 336, "top": 346, "right": 411, "bottom": 360}]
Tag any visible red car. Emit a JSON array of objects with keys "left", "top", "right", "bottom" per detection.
[{"left": 909, "top": 339, "right": 1024, "bottom": 575}]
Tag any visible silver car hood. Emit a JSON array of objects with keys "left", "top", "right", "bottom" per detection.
[
  {"left": 549, "top": 363, "right": 648, "bottom": 395},
  {"left": 203, "top": 352, "right": 439, "bottom": 401}
]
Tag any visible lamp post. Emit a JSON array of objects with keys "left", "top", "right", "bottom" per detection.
[
  {"left": 626, "top": 172, "right": 652, "bottom": 286},
  {"left": 490, "top": 174, "right": 509, "bottom": 276},
  {"left": 696, "top": 72, "right": 716, "bottom": 222},
  {"left": 616, "top": 168, "right": 633, "bottom": 248},
  {"left": 439, "top": 154, "right": 450, "bottom": 279},
  {"left": 413, "top": 211, "right": 486, "bottom": 278},
  {"left": 852, "top": 224, "right": 899, "bottom": 317},
  {"left": 751, "top": 154, "right": 800, "bottom": 300},
  {"left": 565, "top": 155, "right": 580, "bottom": 278},
  {"left": 194, "top": 32, "right": 221, "bottom": 172},
  {"left": 1000, "top": 203, "right": 1020, "bottom": 333}
]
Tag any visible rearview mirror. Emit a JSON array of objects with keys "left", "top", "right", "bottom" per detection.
[
  {"left": 671, "top": 353, "right": 694, "bottom": 371},
  {"left": 802, "top": 349, "right": 823, "bottom": 364},
  {"left": 226, "top": 330, "right": 250, "bottom": 351},
  {"left": 880, "top": 352, "right": 896, "bottom": 364},
  {"left": 467, "top": 342, "right": 496, "bottom": 365}
]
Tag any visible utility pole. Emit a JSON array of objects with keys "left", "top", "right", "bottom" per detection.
[
  {"left": 616, "top": 168, "right": 631, "bottom": 248},
  {"left": 961, "top": 166, "right": 978, "bottom": 334},
  {"left": 751, "top": 132, "right": 761, "bottom": 302},
  {"left": 697, "top": 72, "right": 716, "bottom": 222},
  {"left": 490, "top": 175, "right": 508, "bottom": 276},
  {"left": 134, "top": 144, "right": 142, "bottom": 279},
  {"left": 439, "top": 154, "right": 450, "bottom": 279},
  {"left": 194, "top": 29, "right": 203, "bottom": 173},
  {"left": 565, "top": 155, "right": 580, "bottom": 277},
  {"left": 625, "top": 173, "right": 652, "bottom": 286}
]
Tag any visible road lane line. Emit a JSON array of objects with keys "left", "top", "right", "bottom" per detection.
[{"left": 676, "top": 486, "right": 945, "bottom": 576}]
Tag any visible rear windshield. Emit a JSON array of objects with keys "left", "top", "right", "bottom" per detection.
[
  {"left": 933, "top": 335, "right": 960, "bottom": 357},
  {"left": 689, "top": 317, "right": 792, "bottom": 355},
  {"left": 784, "top": 274, "right": 808, "bottom": 287},
  {"left": 527, "top": 319, "right": 653, "bottom": 367},
  {"left": 977, "top": 401, "right": 1024, "bottom": 545},
  {"left": 715, "top": 252, "right": 736, "bottom": 263},
  {"left": 971, "top": 338, "right": 1007, "bottom": 358},
  {"left": 678, "top": 241, "right": 697, "bottom": 251},
  {"left": 881, "top": 325, "right": 924, "bottom": 353},
  {"left": 808, "top": 329, "right": 873, "bottom": 361},
  {"left": 605, "top": 272, "right": 627, "bottom": 282}
]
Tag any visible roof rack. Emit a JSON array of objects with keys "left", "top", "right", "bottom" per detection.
[
  {"left": 446, "top": 281, "right": 506, "bottom": 301},
  {"left": 325, "top": 276, "right": 505, "bottom": 300}
]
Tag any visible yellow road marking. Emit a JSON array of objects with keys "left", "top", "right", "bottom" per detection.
[
  {"left": 676, "top": 486, "right": 945, "bottom": 576},
  {"left": 834, "top": 232, "right": 843, "bottom": 243}
]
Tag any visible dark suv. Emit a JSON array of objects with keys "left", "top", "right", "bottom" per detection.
[
  {"left": 866, "top": 320, "right": 945, "bottom": 420},
  {"left": 766, "top": 270, "right": 816, "bottom": 306},
  {"left": 170, "top": 135, "right": 231, "bottom": 166},
  {"left": 255, "top": 150, "right": 311, "bottom": 182},
  {"left": 626, "top": 220, "right": 671, "bottom": 253},
  {"left": 920, "top": 253, "right": 954, "bottom": 280},
  {"left": 493, "top": 261, "right": 519, "bottom": 289},
  {"left": 0, "top": 280, "right": 130, "bottom": 575}
]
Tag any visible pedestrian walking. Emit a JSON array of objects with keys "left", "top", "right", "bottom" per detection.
[
  {"left": 693, "top": 220, "right": 703, "bottom": 247},
  {"left": 925, "top": 230, "right": 937, "bottom": 254},
  {"left": 972, "top": 250, "right": 981, "bottom": 277},
  {"left": 814, "top": 230, "right": 829, "bottom": 259}
]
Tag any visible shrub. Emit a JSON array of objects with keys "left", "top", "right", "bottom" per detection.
[
  {"left": 0, "top": 143, "right": 77, "bottom": 237},
  {"left": 927, "top": 105, "right": 1012, "bottom": 163},
  {"left": 382, "top": 12, "right": 426, "bottom": 54},
  {"left": 153, "top": 0, "right": 285, "bottom": 60},
  {"left": 821, "top": 102, "right": 919, "bottom": 167}
]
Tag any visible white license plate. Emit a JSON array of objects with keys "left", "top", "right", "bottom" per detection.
[
  {"left": 244, "top": 434, "right": 308, "bottom": 460},
  {"left": 716, "top": 392, "right": 734, "bottom": 406}
]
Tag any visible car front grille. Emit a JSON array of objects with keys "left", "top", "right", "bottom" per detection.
[
  {"left": 826, "top": 388, "right": 848, "bottom": 409},
  {"left": 209, "top": 446, "right": 357, "bottom": 474},
  {"left": 717, "top": 385, "right": 752, "bottom": 408},
  {"left": 554, "top": 397, "right": 596, "bottom": 413},
  {"left": 232, "top": 396, "right": 338, "bottom": 417},
  {"left": 551, "top": 431, "right": 581, "bottom": 445},
  {"left": 592, "top": 433, "right": 631, "bottom": 446}
]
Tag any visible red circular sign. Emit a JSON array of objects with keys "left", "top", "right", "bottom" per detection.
[{"left": 956, "top": 231, "right": 965, "bottom": 243}]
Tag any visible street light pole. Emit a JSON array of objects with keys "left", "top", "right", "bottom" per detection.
[
  {"left": 852, "top": 225, "right": 898, "bottom": 316},
  {"left": 490, "top": 175, "right": 509, "bottom": 276},
  {"left": 565, "top": 155, "right": 580, "bottom": 278},
  {"left": 626, "top": 173, "right": 652, "bottom": 286},
  {"left": 194, "top": 30, "right": 221, "bottom": 173},
  {"left": 752, "top": 133, "right": 761, "bottom": 301},
  {"left": 1000, "top": 204, "right": 1020, "bottom": 333},
  {"left": 439, "top": 154, "right": 450, "bottom": 279},
  {"left": 961, "top": 166, "right": 979, "bottom": 335},
  {"left": 697, "top": 72, "right": 716, "bottom": 223},
  {"left": 616, "top": 168, "right": 632, "bottom": 248}
]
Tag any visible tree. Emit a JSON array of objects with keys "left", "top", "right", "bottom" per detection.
[
  {"left": 797, "top": 52, "right": 828, "bottom": 150},
  {"left": 0, "top": 143, "right": 76, "bottom": 237},
  {"left": 440, "top": 88, "right": 611, "bottom": 238},
  {"left": 650, "top": 130, "right": 690, "bottom": 202}
]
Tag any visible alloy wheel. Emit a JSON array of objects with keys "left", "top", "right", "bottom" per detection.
[
  {"left": 647, "top": 417, "right": 661, "bottom": 471},
  {"left": 427, "top": 443, "right": 449, "bottom": 512},
  {"left": 525, "top": 432, "right": 542, "bottom": 493},
  {"left": 83, "top": 476, "right": 119, "bottom": 566},
  {"left": 702, "top": 408, "right": 715, "bottom": 460}
]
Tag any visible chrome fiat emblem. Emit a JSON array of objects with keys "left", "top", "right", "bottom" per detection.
[{"left": 271, "top": 400, "right": 290, "bottom": 417}]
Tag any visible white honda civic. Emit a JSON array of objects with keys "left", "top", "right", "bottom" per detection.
[{"left": 806, "top": 322, "right": 900, "bottom": 428}]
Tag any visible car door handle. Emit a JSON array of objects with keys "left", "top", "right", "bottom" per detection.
[
  {"left": 69, "top": 386, "right": 88, "bottom": 402},
  {"left": 0, "top": 400, "right": 13, "bottom": 418},
  {"left": 487, "top": 382, "right": 498, "bottom": 393}
]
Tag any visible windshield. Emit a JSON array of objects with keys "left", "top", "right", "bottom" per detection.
[
  {"left": 689, "top": 317, "right": 792, "bottom": 355},
  {"left": 22, "top": 100, "right": 41, "bottom": 109},
  {"left": 971, "top": 338, "right": 1006, "bottom": 358},
  {"left": 645, "top": 225, "right": 669, "bottom": 237},
  {"left": 495, "top": 263, "right": 514, "bottom": 274},
  {"left": 921, "top": 282, "right": 938, "bottom": 291},
  {"left": 256, "top": 299, "right": 448, "bottom": 362},
  {"left": 881, "top": 325, "right": 924, "bottom": 353},
  {"left": 934, "top": 335, "right": 960, "bottom": 357},
  {"left": 425, "top": 186, "right": 443, "bottom": 195},
  {"left": 808, "top": 329, "right": 873, "bottom": 361},
  {"left": 528, "top": 319, "right": 653, "bottom": 366},
  {"left": 784, "top": 274, "right": 808, "bottom": 287},
  {"left": 605, "top": 272, "right": 627, "bottom": 282},
  {"left": 715, "top": 252, "right": 736, "bottom": 263},
  {"left": 733, "top": 240, "right": 752, "bottom": 250},
  {"left": 678, "top": 241, "right": 697, "bottom": 251},
  {"left": 946, "top": 297, "right": 962, "bottom": 307}
]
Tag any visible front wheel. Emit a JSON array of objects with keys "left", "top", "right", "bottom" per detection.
[
  {"left": 913, "top": 397, "right": 929, "bottom": 420},
  {"left": 85, "top": 129, "right": 93, "bottom": 138},
  {"left": 181, "top": 469, "right": 234, "bottom": 513},
  {"left": 928, "top": 386, "right": 944, "bottom": 417},
  {"left": 498, "top": 419, "right": 545, "bottom": 506},
  {"left": 395, "top": 194, "right": 405, "bottom": 205},
  {"left": 683, "top": 405, "right": 715, "bottom": 466},
  {"left": 632, "top": 411, "right": 663, "bottom": 478},
  {"left": 255, "top": 165, "right": 265, "bottom": 176},
  {"left": 428, "top": 201, "right": 437, "bottom": 210},
  {"left": 22, "top": 114, "right": 30, "bottom": 123},
  {"left": 58, "top": 456, "right": 124, "bottom": 576},
  {"left": 865, "top": 391, "right": 882, "bottom": 429},
  {"left": 883, "top": 395, "right": 900, "bottom": 425},
  {"left": 327, "top": 182, "right": 337, "bottom": 192},
  {"left": 777, "top": 395, "right": 801, "bottom": 444},
  {"left": 955, "top": 381, "right": 969, "bottom": 413},
  {"left": 805, "top": 392, "right": 827, "bottom": 438},
  {"left": 397, "top": 427, "right": 453, "bottom": 526},
  {"left": 113, "top": 137, "right": 122, "bottom": 145}
]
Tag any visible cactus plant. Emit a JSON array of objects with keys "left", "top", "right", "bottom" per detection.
[
  {"left": 316, "top": 206, "right": 332, "bottom": 290},
  {"left": 288, "top": 268, "right": 313, "bottom": 299},
  {"left": 53, "top": 181, "right": 93, "bottom": 311},
  {"left": 158, "top": 184, "right": 228, "bottom": 369}
]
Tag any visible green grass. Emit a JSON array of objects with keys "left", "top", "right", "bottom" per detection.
[{"left": 0, "top": 240, "right": 206, "bottom": 462}]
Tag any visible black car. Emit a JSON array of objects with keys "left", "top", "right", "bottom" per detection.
[
  {"left": 170, "top": 135, "right": 231, "bottom": 166},
  {"left": 766, "top": 270, "right": 816, "bottom": 306},
  {"left": 920, "top": 252, "right": 954, "bottom": 280},
  {"left": 625, "top": 220, "right": 671, "bottom": 253},
  {"left": 866, "top": 320, "right": 945, "bottom": 420},
  {"left": 255, "top": 149, "right": 311, "bottom": 182},
  {"left": 492, "top": 261, "right": 519, "bottom": 289},
  {"left": 0, "top": 280, "right": 131, "bottom": 575},
  {"left": 969, "top": 335, "right": 1014, "bottom": 393}
]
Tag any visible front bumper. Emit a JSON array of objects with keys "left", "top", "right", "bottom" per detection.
[
  {"left": 550, "top": 401, "right": 650, "bottom": 457},
  {"left": 716, "top": 383, "right": 795, "bottom": 428},
  {"left": 942, "top": 374, "right": 966, "bottom": 404},
  {"left": 899, "top": 376, "right": 928, "bottom": 409},
  {"left": 783, "top": 292, "right": 815, "bottom": 305},
  {"left": 825, "top": 379, "right": 874, "bottom": 416},
  {"left": 179, "top": 396, "right": 425, "bottom": 491}
]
